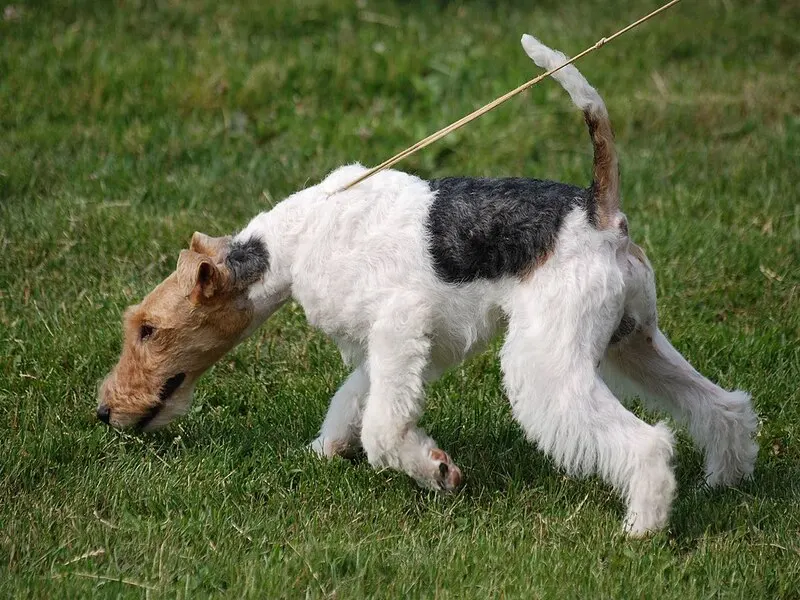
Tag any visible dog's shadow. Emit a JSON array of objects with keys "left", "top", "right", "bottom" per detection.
[
  {"left": 666, "top": 459, "right": 799, "bottom": 548},
  {"left": 445, "top": 418, "right": 798, "bottom": 546},
  {"left": 134, "top": 398, "right": 793, "bottom": 547}
]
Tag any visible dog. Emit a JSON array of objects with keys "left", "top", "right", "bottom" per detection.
[{"left": 97, "top": 35, "right": 758, "bottom": 535}]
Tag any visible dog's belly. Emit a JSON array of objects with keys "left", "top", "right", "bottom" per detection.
[
  {"left": 294, "top": 273, "right": 510, "bottom": 371},
  {"left": 429, "top": 301, "right": 507, "bottom": 370}
]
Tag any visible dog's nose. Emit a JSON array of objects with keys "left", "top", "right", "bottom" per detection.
[{"left": 96, "top": 404, "right": 111, "bottom": 425}]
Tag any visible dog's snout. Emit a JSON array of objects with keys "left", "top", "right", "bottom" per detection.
[{"left": 96, "top": 404, "right": 111, "bottom": 425}]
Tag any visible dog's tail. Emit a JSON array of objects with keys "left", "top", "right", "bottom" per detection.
[{"left": 521, "top": 34, "right": 619, "bottom": 230}]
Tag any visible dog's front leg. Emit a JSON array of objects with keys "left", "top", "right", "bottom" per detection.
[
  {"left": 309, "top": 364, "right": 369, "bottom": 459},
  {"left": 359, "top": 325, "right": 462, "bottom": 492}
]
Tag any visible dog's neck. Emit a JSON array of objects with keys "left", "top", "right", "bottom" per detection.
[{"left": 235, "top": 185, "right": 326, "bottom": 335}]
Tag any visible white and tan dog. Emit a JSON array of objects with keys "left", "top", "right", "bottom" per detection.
[{"left": 98, "top": 35, "right": 758, "bottom": 535}]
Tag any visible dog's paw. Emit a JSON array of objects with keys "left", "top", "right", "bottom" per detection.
[
  {"left": 623, "top": 509, "right": 667, "bottom": 538},
  {"left": 704, "top": 390, "right": 759, "bottom": 488},
  {"left": 428, "top": 448, "right": 463, "bottom": 492},
  {"left": 308, "top": 436, "right": 360, "bottom": 459}
]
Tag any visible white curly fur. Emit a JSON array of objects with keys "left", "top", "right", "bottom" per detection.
[
  {"left": 231, "top": 160, "right": 759, "bottom": 535},
  {"left": 225, "top": 37, "right": 759, "bottom": 536}
]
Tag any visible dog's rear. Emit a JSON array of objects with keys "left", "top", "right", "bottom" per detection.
[{"left": 521, "top": 34, "right": 620, "bottom": 230}]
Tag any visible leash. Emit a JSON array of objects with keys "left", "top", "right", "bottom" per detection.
[{"left": 337, "top": 0, "right": 683, "bottom": 193}]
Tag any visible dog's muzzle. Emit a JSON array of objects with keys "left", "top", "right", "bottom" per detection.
[
  {"left": 96, "top": 403, "right": 111, "bottom": 424},
  {"left": 135, "top": 373, "right": 186, "bottom": 430}
]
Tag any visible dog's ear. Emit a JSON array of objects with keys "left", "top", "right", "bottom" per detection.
[
  {"left": 190, "top": 232, "right": 232, "bottom": 259},
  {"left": 177, "top": 250, "right": 229, "bottom": 303}
]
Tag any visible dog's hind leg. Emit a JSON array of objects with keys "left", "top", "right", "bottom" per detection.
[
  {"left": 602, "top": 328, "right": 759, "bottom": 488},
  {"left": 500, "top": 235, "right": 676, "bottom": 536},
  {"left": 601, "top": 243, "right": 758, "bottom": 487},
  {"left": 359, "top": 319, "right": 462, "bottom": 492},
  {"left": 501, "top": 320, "right": 676, "bottom": 536},
  {"left": 310, "top": 364, "right": 369, "bottom": 459}
]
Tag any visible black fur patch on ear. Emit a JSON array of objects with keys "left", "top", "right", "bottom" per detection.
[{"left": 226, "top": 236, "right": 269, "bottom": 286}]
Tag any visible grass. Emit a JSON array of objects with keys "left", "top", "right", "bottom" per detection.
[{"left": 1, "top": 0, "right": 799, "bottom": 596}]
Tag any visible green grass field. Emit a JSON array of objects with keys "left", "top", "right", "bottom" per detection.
[{"left": 2, "top": 0, "right": 799, "bottom": 597}]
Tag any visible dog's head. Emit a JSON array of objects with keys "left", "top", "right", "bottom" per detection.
[{"left": 97, "top": 232, "right": 268, "bottom": 430}]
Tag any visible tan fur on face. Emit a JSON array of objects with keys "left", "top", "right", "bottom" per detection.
[{"left": 99, "top": 234, "right": 254, "bottom": 429}]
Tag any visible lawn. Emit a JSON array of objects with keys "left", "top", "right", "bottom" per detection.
[{"left": 1, "top": 0, "right": 799, "bottom": 597}]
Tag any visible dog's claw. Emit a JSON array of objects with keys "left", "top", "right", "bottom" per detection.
[{"left": 429, "top": 448, "right": 462, "bottom": 492}]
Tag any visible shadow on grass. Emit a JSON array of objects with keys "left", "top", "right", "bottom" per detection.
[
  {"left": 668, "top": 459, "right": 800, "bottom": 548},
  {"left": 126, "top": 397, "right": 794, "bottom": 547}
]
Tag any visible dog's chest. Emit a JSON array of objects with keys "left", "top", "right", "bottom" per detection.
[{"left": 289, "top": 194, "right": 434, "bottom": 334}]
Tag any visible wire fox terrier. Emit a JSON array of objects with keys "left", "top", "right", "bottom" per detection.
[{"left": 97, "top": 36, "right": 758, "bottom": 535}]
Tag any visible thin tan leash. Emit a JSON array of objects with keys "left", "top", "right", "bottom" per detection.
[{"left": 338, "top": 0, "right": 683, "bottom": 192}]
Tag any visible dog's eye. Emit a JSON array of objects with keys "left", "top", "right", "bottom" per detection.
[{"left": 139, "top": 324, "right": 155, "bottom": 341}]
